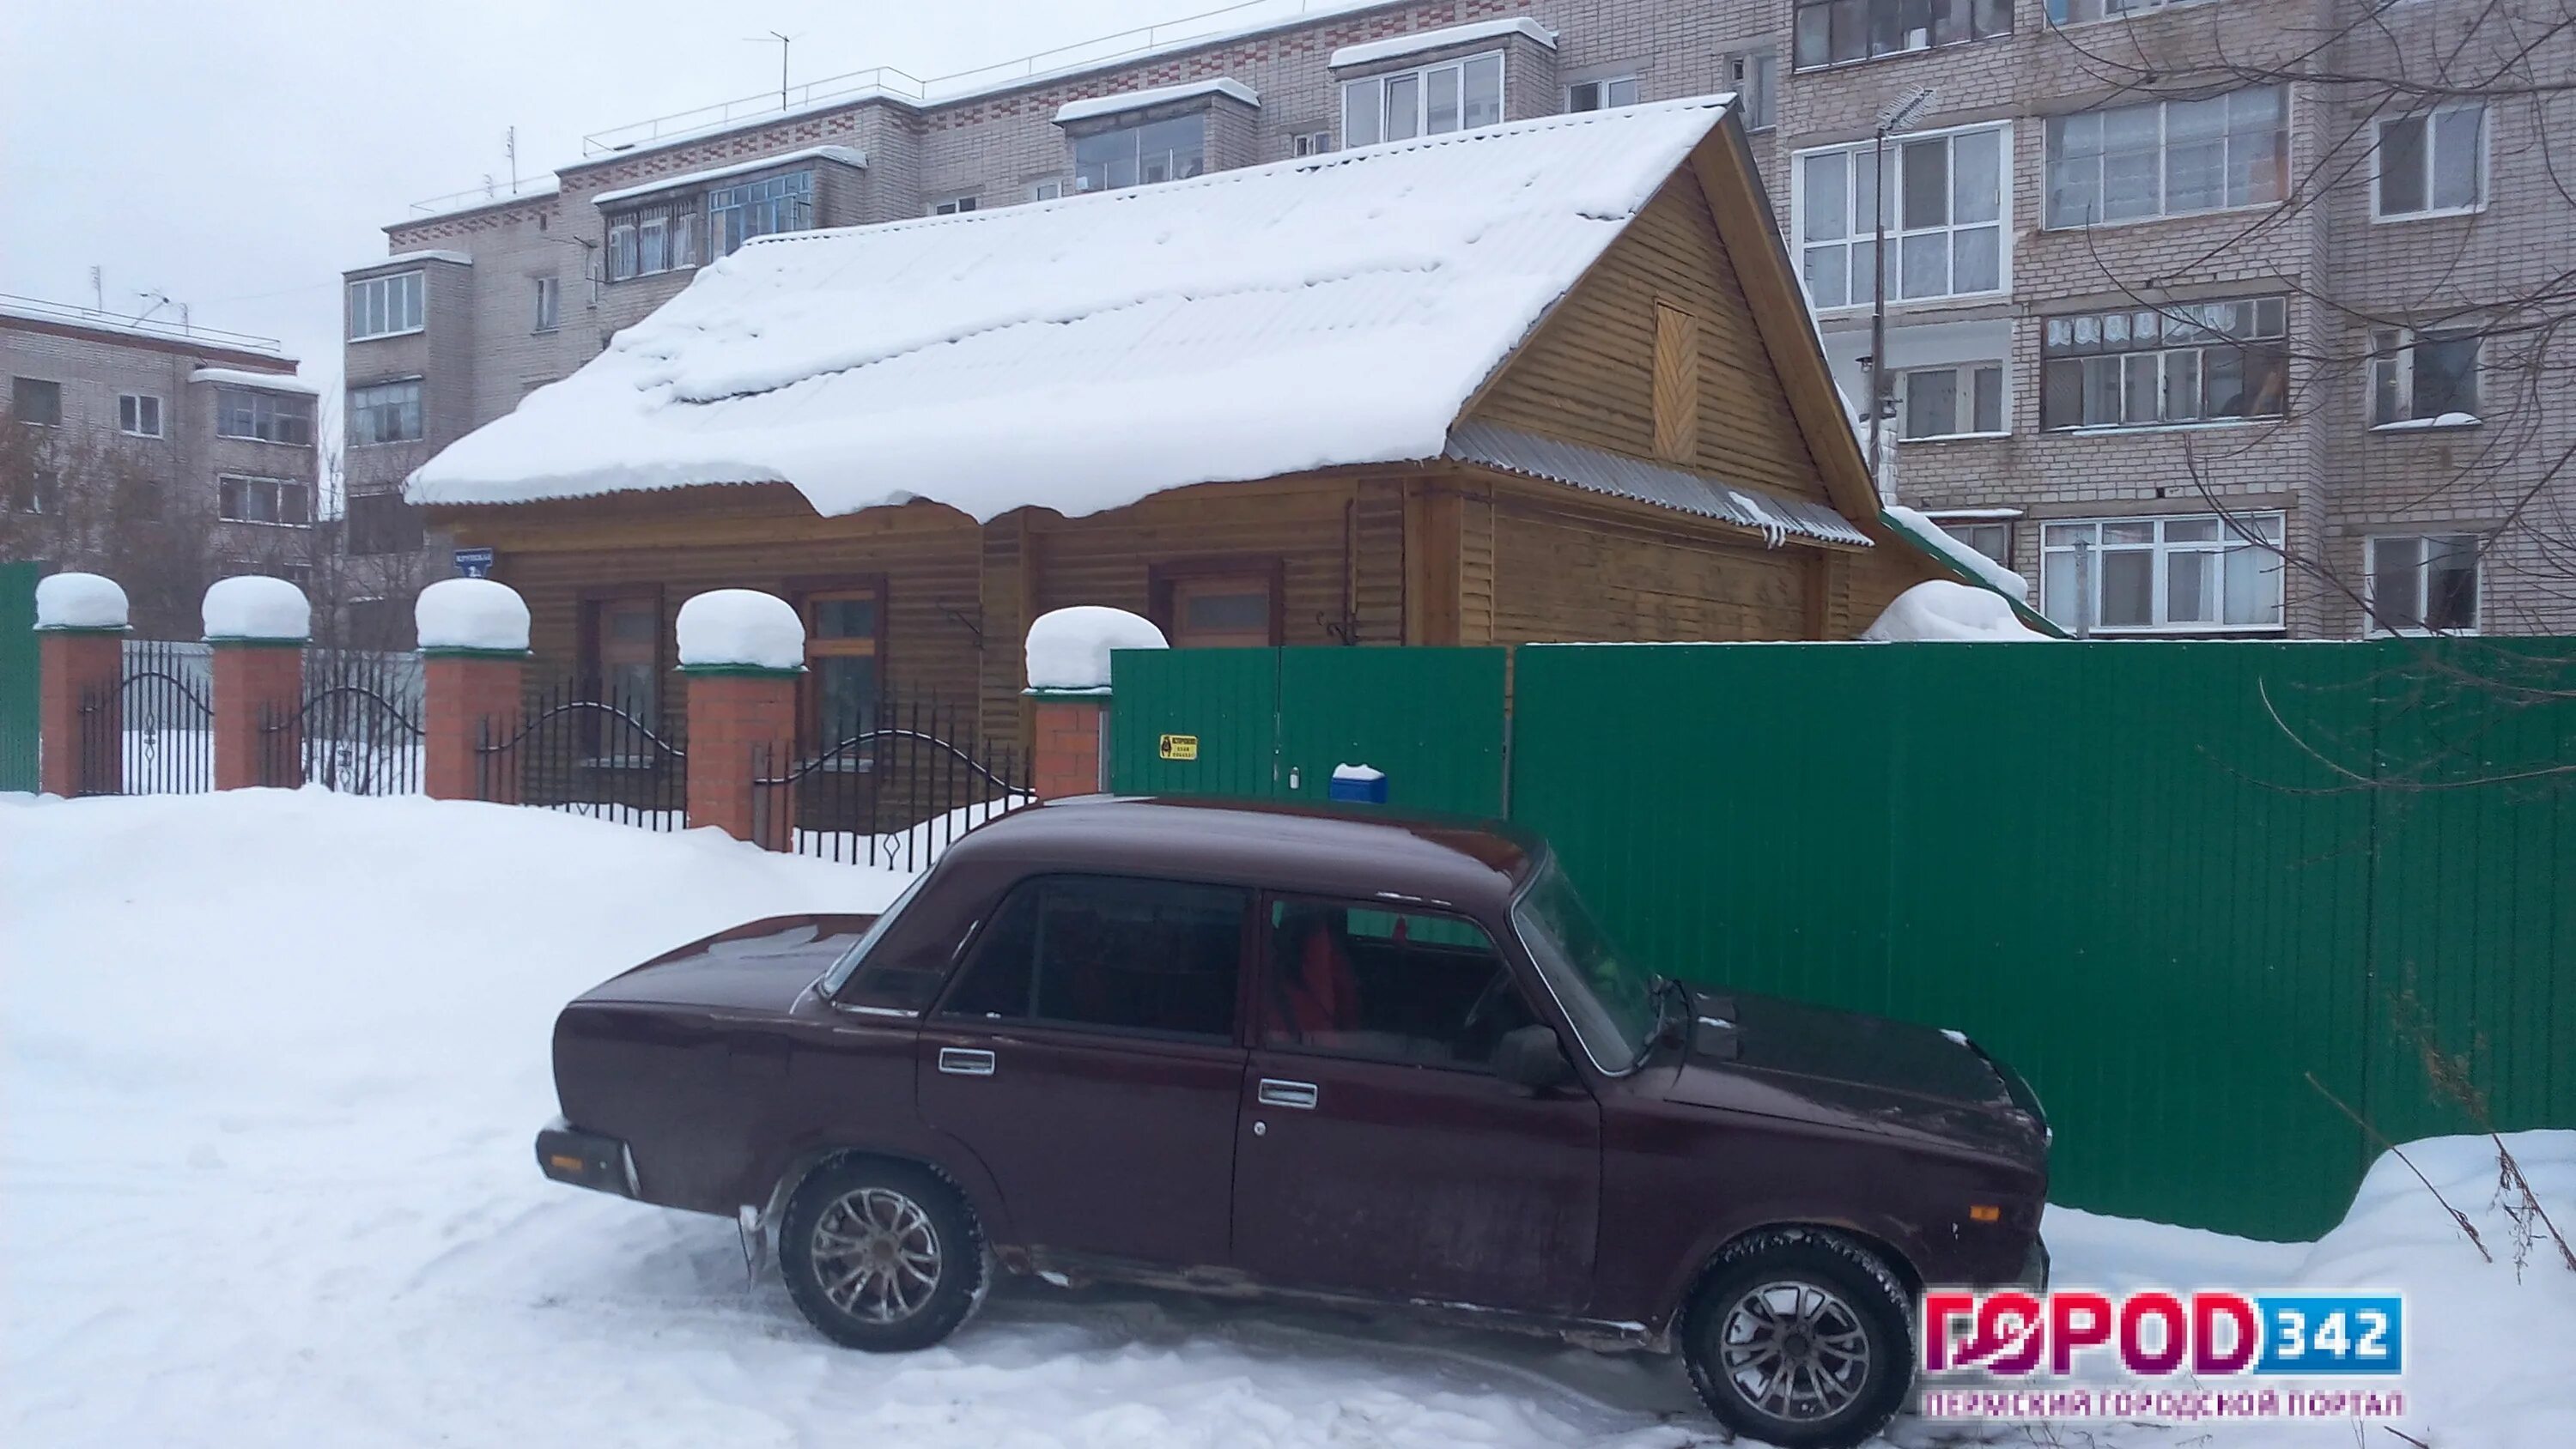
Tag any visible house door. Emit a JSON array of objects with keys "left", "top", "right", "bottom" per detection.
[
  {"left": 1230, "top": 896, "right": 1601, "bottom": 1314},
  {"left": 917, "top": 874, "right": 1252, "bottom": 1269}
]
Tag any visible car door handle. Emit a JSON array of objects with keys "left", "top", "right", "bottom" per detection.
[
  {"left": 1257, "top": 1078, "right": 1318, "bottom": 1109},
  {"left": 938, "top": 1047, "right": 995, "bottom": 1077}
]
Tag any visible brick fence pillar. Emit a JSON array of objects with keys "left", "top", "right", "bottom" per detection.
[
  {"left": 1029, "top": 692, "right": 1109, "bottom": 800},
  {"left": 416, "top": 579, "right": 532, "bottom": 803},
  {"left": 676, "top": 589, "right": 807, "bottom": 850},
  {"left": 204, "top": 576, "right": 310, "bottom": 791},
  {"left": 33, "top": 572, "right": 132, "bottom": 798}
]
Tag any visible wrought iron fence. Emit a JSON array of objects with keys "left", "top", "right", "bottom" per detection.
[
  {"left": 259, "top": 648, "right": 425, "bottom": 795},
  {"left": 479, "top": 676, "right": 688, "bottom": 828},
  {"left": 81, "top": 640, "right": 215, "bottom": 795},
  {"left": 754, "top": 694, "right": 1031, "bottom": 872}
]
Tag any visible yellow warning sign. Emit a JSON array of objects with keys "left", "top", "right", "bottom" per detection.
[{"left": 1158, "top": 734, "right": 1200, "bottom": 761}]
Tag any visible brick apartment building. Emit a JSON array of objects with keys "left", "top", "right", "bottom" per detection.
[
  {"left": 4, "top": 297, "right": 325, "bottom": 635},
  {"left": 352, "top": 0, "right": 2573, "bottom": 640}
]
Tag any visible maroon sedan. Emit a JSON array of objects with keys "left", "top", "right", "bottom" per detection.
[{"left": 538, "top": 797, "right": 2048, "bottom": 1448}]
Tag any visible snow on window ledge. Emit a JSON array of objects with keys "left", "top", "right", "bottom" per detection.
[{"left": 2370, "top": 413, "right": 2482, "bottom": 433}]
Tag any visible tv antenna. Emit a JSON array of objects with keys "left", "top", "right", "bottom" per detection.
[{"left": 745, "top": 31, "right": 799, "bottom": 112}]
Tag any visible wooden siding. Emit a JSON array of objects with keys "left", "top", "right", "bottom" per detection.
[
  {"left": 1471, "top": 170, "right": 1833, "bottom": 507},
  {"left": 1651, "top": 300, "right": 1699, "bottom": 464},
  {"left": 1482, "top": 476, "right": 1815, "bottom": 643}
]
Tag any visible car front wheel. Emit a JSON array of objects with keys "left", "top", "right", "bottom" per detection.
[
  {"left": 1681, "top": 1229, "right": 1913, "bottom": 1449},
  {"left": 780, "top": 1157, "right": 985, "bottom": 1352}
]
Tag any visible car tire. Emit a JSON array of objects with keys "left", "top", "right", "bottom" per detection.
[
  {"left": 780, "top": 1156, "right": 986, "bottom": 1352},
  {"left": 1680, "top": 1229, "right": 1914, "bottom": 1449}
]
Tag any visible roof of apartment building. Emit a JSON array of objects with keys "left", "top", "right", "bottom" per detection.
[
  {"left": 1, "top": 295, "right": 298, "bottom": 372},
  {"left": 409, "top": 96, "right": 1759, "bottom": 525}
]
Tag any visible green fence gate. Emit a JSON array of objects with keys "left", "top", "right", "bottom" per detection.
[{"left": 0, "top": 561, "right": 38, "bottom": 792}]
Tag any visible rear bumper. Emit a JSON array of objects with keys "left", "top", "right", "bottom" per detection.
[{"left": 536, "top": 1117, "right": 638, "bottom": 1197}]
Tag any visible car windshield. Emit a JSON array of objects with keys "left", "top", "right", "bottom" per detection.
[
  {"left": 817, "top": 869, "right": 934, "bottom": 997},
  {"left": 1510, "top": 858, "right": 1659, "bottom": 1074}
]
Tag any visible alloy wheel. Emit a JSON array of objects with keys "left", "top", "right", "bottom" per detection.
[
  {"left": 809, "top": 1186, "right": 943, "bottom": 1325},
  {"left": 1716, "top": 1278, "right": 1873, "bottom": 1422}
]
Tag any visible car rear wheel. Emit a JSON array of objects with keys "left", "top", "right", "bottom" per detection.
[
  {"left": 781, "top": 1157, "right": 984, "bottom": 1352},
  {"left": 1681, "top": 1230, "right": 1913, "bottom": 1449}
]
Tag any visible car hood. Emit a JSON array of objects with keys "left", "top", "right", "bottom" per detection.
[
  {"left": 1666, "top": 988, "right": 2046, "bottom": 1161},
  {"left": 574, "top": 913, "right": 878, "bottom": 1015}
]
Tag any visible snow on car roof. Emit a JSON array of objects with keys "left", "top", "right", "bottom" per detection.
[{"left": 407, "top": 97, "right": 1736, "bottom": 524}]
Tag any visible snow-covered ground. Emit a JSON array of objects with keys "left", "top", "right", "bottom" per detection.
[{"left": 5, "top": 790, "right": 2570, "bottom": 1447}]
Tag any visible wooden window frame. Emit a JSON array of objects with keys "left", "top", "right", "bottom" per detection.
[
  {"left": 577, "top": 584, "right": 666, "bottom": 721},
  {"left": 1149, "top": 557, "right": 1287, "bottom": 647},
  {"left": 786, "top": 573, "right": 890, "bottom": 750}
]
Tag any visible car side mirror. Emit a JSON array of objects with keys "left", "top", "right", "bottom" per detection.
[{"left": 1494, "top": 1023, "right": 1574, "bottom": 1094}]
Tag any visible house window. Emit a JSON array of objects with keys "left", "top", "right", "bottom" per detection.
[
  {"left": 118, "top": 393, "right": 163, "bottom": 438},
  {"left": 216, "top": 474, "right": 313, "bottom": 527},
  {"left": 931, "top": 196, "right": 980, "bottom": 215},
  {"left": 2368, "top": 329, "right": 2481, "bottom": 427},
  {"left": 2040, "top": 512, "right": 2285, "bottom": 632},
  {"left": 348, "top": 379, "right": 424, "bottom": 446},
  {"left": 532, "top": 276, "right": 560, "bottom": 333},
  {"left": 2045, "top": 87, "right": 2287, "bottom": 227},
  {"left": 1291, "top": 130, "right": 1333, "bottom": 157},
  {"left": 1899, "top": 363, "right": 2007, "bottom": 439},
  {"left": 12, "top": 377, "right": 61, "bottom": 427},
  {"left": 345, "top": 489, "right": 423, "bottom": 555},
  {"left": 940, "top": 876, "right": 1248, "bottom": 1042},
  {"left": 347, "top": 271, "right": 426, "bottom": 340},
  {"left": 1030, "top": 179, "right": 1065, "bottom": 202},
  {"left": 1341, "top": 52, "right": 1505, "bottom": 148},
  {"left": 605, "top": 198, "right": 697, "bottom": 281},
  {"left": 2040, "top": 297, "right": 2287, "bottom": 429},
  {"left": 216, "top": 388, "right": 316, "bottom": 446},
  {"left": 799, "top": 585, "right": 883, "bottom": 745},
  {"left": 1795, "top": 124, "right": 2008, "bottom": 310},
  {"left": 2366, "top": 534, "right": 2480, "bottom": 634},
  {"left": 2374, "top": 106, "right": 2484, "bottom": 219},
  {"left": 1725, "top": 49, "right": 1777, "bottom": 131},
  {"left": 1931, "top": 518, "right": 2014, "bottom": 567},
  {"left": 707, "top": 170, "right": 813, "bottom": 255},
  {"left": 1074, "top": 114, "right": 1206, "bottom": 193},
  {"left": 1794, "top": 0, "right": 2012, "bottom": 70},
  {"left": 1159, "top": 570, "right": 1277, "bottom": 648},
  {"left": 585, "top": 594, "right": 663, "bottom": 724},
  {"left": 1568, "top": 76, "right": 1640, "bottom": 112}
]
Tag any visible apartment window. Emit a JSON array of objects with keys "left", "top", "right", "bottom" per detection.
[
  {"left": 216, "top": 388, "right": 315, "bottom": 446},
  {"left": 217, "top": 474, "right": 313, "bottom": 527},
  {"left": 1899, "top": 363, "right": 2006, "bottom": 439},
  {"left": 2045, "top": 87, "right": 2287, "bottom": 227},
  {"left": 1794, "top": 0, "right": 2011, "bottom": 70},
  {"left": 12, "top": 377, "right": 61, "bottom": 426},
  {"left": 345, "top": 489, "right": 424, "bottom": 555},
  {"left": 14, "top": 466, "right": 58, "bottom": 514},
  {"left": 1725, "top": 49, "right": 1777, "bottom": 131},
  {"left": 2048, "top": 0, "right": 2201, "bottom": 19},
  {"left": 1291, "top": 130, "right": 1333, "bottom": 157},
  {"left": 2368, "top": 328, "right": 2481, "bottom": 427},
  {"left": 1030, "top": 179, "right": 1065, "bottom": 202},
  {"left": 2375, "top": 106, "right": 2485, "bottom": 219},
  {"left": 2041, "top": 513, "right": 2285, "bottom": 632},
  {"left": 1932, "top": 518, "right": 2014, "bottom": 567},
  {"left": 1569, "top": 76, "right": 1640, "bottom": 112},
  {"left": 605, "top": 197, "right": 697, "bottom": 282},
  {"left": 118, "top": 392, "right": 164, "bottom": 439},
  {"left": 1342, "top": 52, "right": 1505, "bottom": 148},
  {"left": 1074, "top": 114, "right": 1206, "bottom": 193},
  {"left": 1795, "top": 124, "right": 2008, "bottom": 310},
  {"left": 532, "top": 276, "right": 560, "bottom": 333},
  {"left": 930, "top": 196, "right": 980, "bottom": 215},
  {"left": 347, "top": 270, "right": 425, "bottom": 340},
  {"left": 583, "top": 594, "right": 663, "bottom": 729},
  {"left": 2366, "top": 534, "right": 2480, "bottom": 633},
  {"left": 2040, "top": 298, "right": 2287, "bottom": 429},
  {"left": 707, "top": 170, "right": 814, "bottom": 256},
  {"left": 349, "top": 379, "right": 424, "bottom": 446},
  {"left": 799, "top": 585, "right": 884, "bottom": 745}
]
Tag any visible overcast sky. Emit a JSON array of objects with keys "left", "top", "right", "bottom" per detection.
[{"left": 2, "top": 0, "right": 1354, "bottom": 413}]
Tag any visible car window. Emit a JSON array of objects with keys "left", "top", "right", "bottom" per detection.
[
  {"left": 1261, "top": 897, "right": 1534, "bottom": 1070},
  {"left": 939, "top": 875, "right": 1247, "bottom": 1042},
  {"left": 819, "top": 868, "right": 938, "bottom": 1004}
]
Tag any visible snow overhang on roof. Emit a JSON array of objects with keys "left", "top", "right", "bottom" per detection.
[
  {"left": 1054, "top": 77, "right": 1260, "bottom": 125},
  {"left": 347, "top": 251, "right": 473, "bottom": 276},
  {"left": 1445, "top": 421, "right": 1869, "bottom": 548},
  {"left": 408, "top": 99, "right": 1735, "bottom": 525},
  {"left": 1328, "top": 16, "right": 1558, "bottom": 69},
  {"left": 189, "top": 367, "right": 319, "bottom": 395},
  {"left": 588, "top": 145, "right": 869, "bottom": 209}
]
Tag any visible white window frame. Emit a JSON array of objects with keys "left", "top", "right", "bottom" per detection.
[
  {"left": 1567, "top": 76, "right": 1640, "bottom": 112},
  {"left": 1724, "top": 49, "right": 1777, "bottom": 132},
  {"left": 532, "top": 276, "right": 560, "bottom": 334},
  {"left": 118, "top": 392, "right": 164, "bottom": 439},
  {"left": 215, "top": 388, "right": 314, "bottom": 446},
  {"left": 348, "top": 378, "right": 425, "bottom": 448},
  {"left": 1291, "top": 130, "right": 1333, "bottom": 157},
  {"left": 1895, "top": 361, "right": 2009, "bottom": 440},
  {"left": 2040, "top": 512, "right": 2287, "bottom": 634},
  {"left": 2367, "top": 327, "right": 2482, "bottom": 429},
  {"left": 346, "top": 270, "right": 425, "bottom": 341},
  {"left": 1927, "top": 516, "right": 2015, "bottom": 569},
  {"left": 2044, "top": 87, "right": 2289, "bottom": 229},
  {"left": 2041, "top": 297, "right": 2289, "bottom": 431},
  {"left": 216, "top": 473, "right": 313, "bottom": 528},
  {"left": 2371, "top": 104, "right": 2488, "bottom": 221},
  {"left": 929, "top": 196, "right": 980, "bottom": 215},
  {"left": 1791, "top": 122, "right": 2014, "bottom": 313},
  {"left": 1340, "top": 51, "right": 1508, "bottom": 149},
  {"left": 2363, "top": 532, "right": 2482, "bottom": 635},
  {"left": 1030, "top": 179, "right": 1064, "bottom": 202}
]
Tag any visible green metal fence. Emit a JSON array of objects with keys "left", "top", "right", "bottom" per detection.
[
  {"left": 0, "top": 561, "right": 39, "bottom": 792},
  {"left": 1109, "top": 638, "right": 2574, "bottom": 1241}
]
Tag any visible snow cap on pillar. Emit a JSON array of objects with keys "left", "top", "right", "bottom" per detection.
[
  {"left": 416, "top": 577, "right": 532, "bottom": 654},
  {"left": 202, "top": 575, "right": 311, "bottom": 643},
  {"left": 33, "top": 572, "right": 130, "bottom": 630},
  {"left": 1025, "top": 606, "right": 1165, "bottom": 694},
  {"left": 676, "top": 588, "right": 805, "bottom": 672}
]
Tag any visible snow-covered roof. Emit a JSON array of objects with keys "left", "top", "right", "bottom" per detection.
[
  {"left": 589, "top": 145, "right": 868, "bottom": 208},
  {"left": 351, "top": 251, "right": 475, "bottom": 271},
  {"left": 1054, "top": 78, "right": 1258, "bottom": 124},
  {"left": 189, "top": 367, "right": 319, "bottom": 395},
  {"left": 410, "top": 97, "right": 1741, "bottom": 524},
  {"left": 1328, "top": 16, "right": 1557, "bottom": 69}
]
